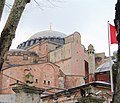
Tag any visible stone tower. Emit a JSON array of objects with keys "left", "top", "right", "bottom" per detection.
[{"left": 87, "top": 44, "right": 95, "bottom": 75}]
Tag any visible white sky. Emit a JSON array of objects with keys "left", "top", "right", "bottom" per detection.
[{"left": 0, "top": 0, "right": 118, "bottom": 56}]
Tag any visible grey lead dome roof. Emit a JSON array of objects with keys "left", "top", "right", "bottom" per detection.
[
  {"left": 29, "top": 30, "right": 66, "bottom": 40},
  {"left": 17, "top": 30, "right": 66, "bottom": 49}
]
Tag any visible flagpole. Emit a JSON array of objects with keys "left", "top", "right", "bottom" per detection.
[{"left": 108, "top": 21, "right": 114, "bottom": 94}]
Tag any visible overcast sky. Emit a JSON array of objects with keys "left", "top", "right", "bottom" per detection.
[{"left": 0, "top": 0, "right": 118, "bottom": 56}]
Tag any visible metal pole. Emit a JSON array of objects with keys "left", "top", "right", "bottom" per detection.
[{"left": 108, "top": 21, "right": 114, "bottom": 93}]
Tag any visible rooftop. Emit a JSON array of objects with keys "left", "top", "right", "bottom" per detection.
[{"left": 29, "top": 30, "right": 66, "bottom": 40}]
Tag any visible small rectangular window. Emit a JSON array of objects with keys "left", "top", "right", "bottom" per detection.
[
  {"left": 23, "top": 55, "right": 28, "bottom": 60},
  {"left": 48, "top": 81, "right": 50, "bottom": 85},
  {"left": 35, "top": 79, "right": 38, "bottom": 83},
  {"left": 44, "top": 80, "right": 46, "bottom": 85}
]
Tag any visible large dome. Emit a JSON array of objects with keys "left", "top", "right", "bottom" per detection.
[
  {"left": 17, "top": 30, "right": 66, "bottom": 49},
  {"left": 29, "top": 30, "right": 66, "bottom": 40}
]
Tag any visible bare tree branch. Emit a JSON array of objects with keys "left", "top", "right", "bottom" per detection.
[
  {"left": 34, "top": 0, "right": 44, "bottom": 10},
  {"left": 47, "top": 0, "right": 58, "bottom": 7},
  {"left": 5, "top": 3, "right": 12, "bottom": 9},
  {"left": 33, "top": 0, "right": 64, "bottom": 10}
]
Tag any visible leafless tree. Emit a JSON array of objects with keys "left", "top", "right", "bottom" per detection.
[{"left": 0, "top": 0, "right": 31, "bottom": 71}]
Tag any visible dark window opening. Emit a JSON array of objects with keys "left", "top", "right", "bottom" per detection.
[
  {"left": 48, "top": 81, "right": 50, "bottom": 85},
  {"left": 44, "top": 80, "right": 46, "bottom": 85},
  {"left": 36, "top": 79, "right": 38, "bottom": 83},
  {"left": 84, "top": 60, "right": 89, "bottom": 83},
  {"left": 27, "top": 41, "right": 31, "bottom": 46},
  {"left": 33, "top": 40, "right": 36, "bottom": 44}
]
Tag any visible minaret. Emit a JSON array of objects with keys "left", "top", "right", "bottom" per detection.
[
  {"left": 87, "top": 44, "right": 95, "bottom": 75},
  {"left": 50, "top": 23, "right": 52, "bottom": 31}
]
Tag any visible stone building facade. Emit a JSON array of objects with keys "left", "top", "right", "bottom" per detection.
[
  {"left": 42, "top": 81, "right": 111, "bottom": 103},
  {"left": 0, "top": 30, "right": 111, "bottom": 102}
]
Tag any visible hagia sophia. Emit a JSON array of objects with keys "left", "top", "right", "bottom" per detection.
[{"left": 0, "top": 28, "right": 115, "bottom": 102}]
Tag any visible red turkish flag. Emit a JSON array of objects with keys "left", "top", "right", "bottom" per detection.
[{"left": 110, "top": 24, "right": 118, "bottom": 44}]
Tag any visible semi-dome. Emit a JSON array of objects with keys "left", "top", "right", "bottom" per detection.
[{"left": 29, "top": 30, "right": 66, "bottom": 40}]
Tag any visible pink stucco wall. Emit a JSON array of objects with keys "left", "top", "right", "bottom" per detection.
[{"left": 1, "top": 62, "right": 59, "bottom": 94}]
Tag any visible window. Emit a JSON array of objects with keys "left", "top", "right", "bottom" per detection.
[
  {"left": 33, "top": 40, "right": 36, "bottom": 44},
  {"left": 48, "top": 81, "right": 50, "bottom": 85},
  {"left": 23, "top": 55, "right": 28, "bottom": 60},
  {"left": 35, "top": 79, "right": 38, "bottom": 83},
  {"left": 44, "top": 80, "right": 46, "bottom": 85},
  {"left": 27, "top": 41, "right": 31, "bottom": 46}
]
